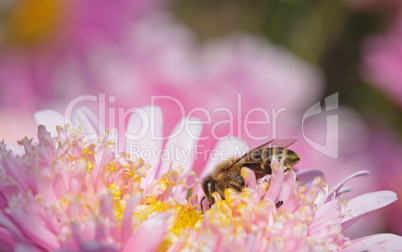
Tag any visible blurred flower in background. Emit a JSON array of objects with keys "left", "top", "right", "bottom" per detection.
[
  {"left": 362, "top": 13, "right": 402, "bottom": 108},
  {"left": 365, "top": 126, "right": 402, "bottom": 234},
  {"left": 0, "top": 0, "right": 159, "bottom": 108},
  {"left": 0, "top": 0, "right": 402, "bottom": 245}
]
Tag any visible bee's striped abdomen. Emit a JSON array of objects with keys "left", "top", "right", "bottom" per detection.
[{"left": 240, "top": 147, "right": 300, "bottom": 179}]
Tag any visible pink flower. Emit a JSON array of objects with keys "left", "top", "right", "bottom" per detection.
[
  {"left": 0, "top": 108, "right": 198, "bottom": 251},
  {"left": 361, "top": 12, "right": 402, "bottom": 108},
  {"left": 89, "top": 13, "right": 325, "bottom": 176},
  {"left": 0, "top": 108, "right": 401, "bottom": 251},
  {"left": 2, "top": 10, "right": 401, "bottom": 238},
  {"left": 94, "top": 13, "right": 323, "bottom": 125},
  {"left": 363, "top": 126, "right": 402, "bottom": 235},
  {"left": 176, "top": 162, "right": 401, "bottom": 251},
  {"left": 0, "top": 0, "right": 159, "bottom": 108}
]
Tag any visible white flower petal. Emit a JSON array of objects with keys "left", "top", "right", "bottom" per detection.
[
  {"left": 200, "top": 137, "right": 248, "bottom": 179},
  {"left": 296, "top": 169, "right": 325, "bottom": 187},
  {"left": 125, "top": 106, "right": 163, "bottom": 186},
  {"left": 34, "top": 110, "right": 69, "bottom": 138},
  {"left": 331, "top": 170, "right": 371, "bottom": 197},
  {"left": 342, "top": 190, "right": 398, "bottom": 229},
  {"left": 71, "top": 106, "right": 104, "bottom": 143},
  {"left": 344, "top": 234, "right": 402, "bottom": 252},
  {"left": 337, "top": 186, "right": 353, "bottom": 195},
  {"left": 4, "top": 142, "right": 24, "bottom": 157},
  {"left": 159, "top": 117, "right": 202, "bottom": 176}
]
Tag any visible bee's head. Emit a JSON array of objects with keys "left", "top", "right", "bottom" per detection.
[
  {"left": 284, "top": 150, "right": 301, "bottom": 168},
  {"left": 202, "top": 176, "right": 217, "bottom": 206}
]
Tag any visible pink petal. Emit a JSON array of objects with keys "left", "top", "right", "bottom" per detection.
[
  {"left": 183, "top": 171, "right": 199, "bottom": 188},
  {"left": 201, "top": 195, "right": 210, "bottom": 211},
  {"left": 296, "top": 169, "right": 324, "bottom": 187},
  {"left": 310, "top": 198, "right": 344, "bottom": 233},
  {"left": 34, "top": 110, "right": 69, "bottom": 138},
  {"left": 241, "top": 167, "right": 256, "bottom": 189},
  {"left": 0, "top": 227, "right": 15, "bottom": 251},
  {"left": 279, "top": 170, "right": 297, "bottom": 204},
  {"left": 342, "top": 190, "right": 398, "bottom": 230},
  {"left": 263, "top": 158, "right": 283, "bottom": 203},
  {"left": 36, "top": 171, "right": 58, "bottom": 204},
  {"left": 14, "top": 243, "right": 42, "bottom": 252},
  {"left": 159, "top": 117, "right": 202, "bottom": 177},
  {"left": 0, "top": 210, "right": 31, "bottom": 245},
  {"left": 0, "top": 148, "right": 32, "bottom": 193},
  {"left": 344, "top": 234, "right": 402, "bottom": 252},
  {"left": 99, "top": 194, "right": 115, "bottom": 221},
  {"left": 125, "top": 106, "right": 163, "bottom": 186},
  {"left": 122, "top": 211, "right": 173, "bottom": 252},
  {"left": 79, "top": 242, "right": 119, "bottom": 252},
  {"left": 330, "top": 170, "right": 371, "bottom": 198},
  {"left": 121, "top": 193, "right": 142, "bottom": 243},
  {"left": 337, "top": 186, "right": 353, "bottom": 195},
  {"left": 69, "top": 161, "right": 88, "bottom": 194},
  {"left": 245, "top": 232, "right": 258, "bottom": 252},
  {"left": 4, "top": 142, "right": 24, "bottom": 157},
  {"left": 6, "top": 206, "right": 60, "bottom": 250}
]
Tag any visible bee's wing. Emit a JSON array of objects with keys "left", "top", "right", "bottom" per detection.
[
  {"left": 240, "top": 138, "right": 296, "bottom": 159},
  {"left": 265, "top": 138, "right": 297, "bottom": 149},
  {"left": 223, "top": 138, "right": 297, "bottom": 170}
]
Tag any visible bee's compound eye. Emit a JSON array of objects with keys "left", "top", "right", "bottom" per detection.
[
  {"left": 202, "top": 178, "right": 218, "bottom": 205},
  {"left": 202, "top": 179, "right": 216, "bottom": 196},
  {"left": 202, "top": 180, "right": 209, "bottom": 194},
  {"left": 202, "top": 179, "right": 210, "bottom": 191},
  {"left": 208, "top": 180, "right": 216, "bottom": 194}
]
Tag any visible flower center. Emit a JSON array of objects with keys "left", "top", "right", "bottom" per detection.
[
  {"left": 172, "top": 204, "right": 203, "bottom": 235},
  {"left": 153, "top": 199, "right": 203, "bottom": 252},
  {"left": 3, "top": 0, "right": 64, "bottom": 48}
]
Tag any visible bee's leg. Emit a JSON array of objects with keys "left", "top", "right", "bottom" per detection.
[
  {"left": 201, "top": 196, "right": 205, "bottom": 213},
  {"left": 283, "top": 167, "right": 299, "bottom": 182},
  {"left": 276, "top": 200, "right": 283, "bottom": 208},
  {"left": 203, "top": 179, "right": 217, "bottom": 206},
  {"left": 226, "top": 173, "right": 245, "bottom": 192},
  {"left": 226, "top": 182, "right": 242, "bottom": 192}
]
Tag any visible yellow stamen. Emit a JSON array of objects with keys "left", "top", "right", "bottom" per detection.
[
  {"left": 86, "top": 161, "right": 94, "bottom": 172},
  {"left": 171, "top": 203, "right": 203, "bottom": 235},
  {"left": 156, "top": 202, "right": 203, "bottom": 252},
  {"left": 106, "top": 162, "right": 117, "bottom": 172},
  {"left": 137, "top": 196, "right": 169, "bottom": 221},
  {"left": 108, "top": 184, "right": 121, "bottom": 198}
]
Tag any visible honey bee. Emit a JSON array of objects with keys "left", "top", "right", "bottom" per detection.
[{"left": 201, "top": 139, "right": 300, "bottom": 209}]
